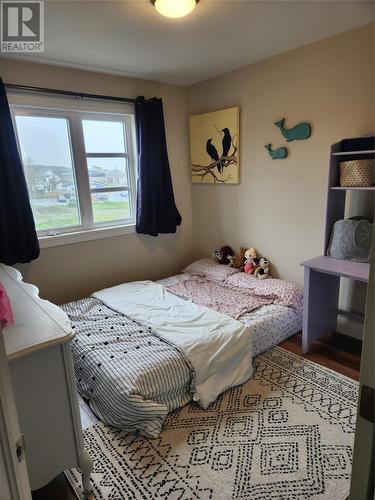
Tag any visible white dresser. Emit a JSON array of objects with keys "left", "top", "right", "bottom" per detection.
[{"left": 1, "top": 265, "right": 93, "bottom": 498}]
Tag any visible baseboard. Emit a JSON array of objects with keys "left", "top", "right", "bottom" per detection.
[{"left": 337, "top": 315, "right": 363, "bottom": 341}]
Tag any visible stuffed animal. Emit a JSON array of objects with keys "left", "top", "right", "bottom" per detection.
[
  {"left": 254, "top": 257, "right": 271, "bottom": 279},
  {"left": 235, "top": 247, "right": 247, "bottom": 269},
  {"left": 229, "top": 247, "right": 247, "bottom": 269},
  {"left": 244, "top": 248, "right": 258, "bottom": 274},
  {"left": 213, "top": 246, "right": 235, "bottom": 265},
  {"left": 227, "top": 255, "right": 236, "bottom": 267}
]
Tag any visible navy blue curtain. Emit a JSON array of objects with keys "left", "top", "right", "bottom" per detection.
[
  {"left": 135, "top": 96, "right": 182, "bottom": 236},
  {"left": 0, "top": 79, "right": 40, "bottom": 265}
]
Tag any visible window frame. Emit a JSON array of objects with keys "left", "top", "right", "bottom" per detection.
[{"left": 9, "top": 95, "right": 138, "bottom": 245}]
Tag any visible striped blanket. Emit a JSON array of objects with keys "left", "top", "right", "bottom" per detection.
[{"left": 63, "top": 297, "right": 192, "bottom": 438}]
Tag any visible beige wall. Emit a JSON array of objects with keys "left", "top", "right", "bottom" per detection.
[
  {"left": 188, "top": 24, "right": 374, "bottom": 287},
  {"left": 0, "top": 24, "right": 373, "bottom": 308},
  {"left": 0, "top": 59, "right": 193, "bottom": 304}
]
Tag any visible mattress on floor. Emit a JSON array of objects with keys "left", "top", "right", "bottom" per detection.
[
  {"left": 157, "top": 274, "right": 302, "bottom": 357},
  {"left": 64, "top": 274, "right": 302, "bottom": 437}
]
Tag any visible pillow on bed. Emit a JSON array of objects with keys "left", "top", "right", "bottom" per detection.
[
  {"left": 183, "top": 258, "right": 240, "bottom": 281},
  {"left": 224, "top": 272, "right": 258, "bottom": 289},
  {"left": 225, "top": 273, "right": 303, "bottom": 311}
]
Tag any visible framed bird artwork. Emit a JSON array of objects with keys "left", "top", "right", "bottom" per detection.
[{"left": 189, "top": 107, "right": 240, "bottom": 184}]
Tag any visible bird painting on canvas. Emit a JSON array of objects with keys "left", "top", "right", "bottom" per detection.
[
  {"left": 201, "top": 126, "right": 236, "bottom": 180},
  {"left": 189, "top": 107, "right": 240, "bottom": 184}
]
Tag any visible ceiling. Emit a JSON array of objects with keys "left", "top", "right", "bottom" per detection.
[{"left": 5, "top": 0, "right": 374, "bottom": 85}]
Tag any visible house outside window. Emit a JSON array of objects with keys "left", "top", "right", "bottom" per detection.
[{"left": 9, "top": 93, "right": 137, "bottom": 247}]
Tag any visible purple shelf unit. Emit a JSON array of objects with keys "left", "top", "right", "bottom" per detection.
[
  {"left": 300, "top": 140, "right": 373, "bottom": 353},
  {"left": 324, "top": 142, "right": 375, "bottom": 252},
  {"left": 332, "top": 150, "right": 375, "bottom": 156},
  {"left": 331, "top": 186, "right": 375, "bottom": 191},
  {"left": 301, "top": 256, "right": 369, "bottom": 283}
]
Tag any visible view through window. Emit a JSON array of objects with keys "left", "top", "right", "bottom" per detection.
[{"left": 11, "top": 103, "right": 137, "bottom": 237}]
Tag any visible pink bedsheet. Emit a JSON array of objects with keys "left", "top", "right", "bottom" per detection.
[
  {"left": 224, "top": 273, "right": 303, "bottom": 312},
  {"left": 166, "top": 277, "right": 273, "bottom": 319},
  {"left": 167, "top": 275, "right": 303, "bottom": 319}
]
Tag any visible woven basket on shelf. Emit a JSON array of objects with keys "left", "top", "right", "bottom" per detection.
[{"left": 339, "top": 159, "right": 375, "bottom": 187}]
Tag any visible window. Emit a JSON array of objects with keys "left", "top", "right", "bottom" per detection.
[{"left": 10, "top": 96, "right": 137, "bottom": 244}]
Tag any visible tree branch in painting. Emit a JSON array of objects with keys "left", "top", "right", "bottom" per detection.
[{"left": 192, "top": 141, "right": 238, "bottom": 184}]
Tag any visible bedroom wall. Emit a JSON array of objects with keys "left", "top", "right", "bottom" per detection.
[
  {"left": 0, "top": 59, "right": 193, "bottom": 304},
  {"left": 188, "top": 23, "right": 374, "bottom": 285}
]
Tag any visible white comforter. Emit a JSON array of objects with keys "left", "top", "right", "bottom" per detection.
[{"left": 94, "top": 280, "right": 254, "bottom": 409}]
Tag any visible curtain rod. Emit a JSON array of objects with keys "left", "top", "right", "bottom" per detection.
[{"left": 4, "top": 83, "right": 137, "bottom": 104}]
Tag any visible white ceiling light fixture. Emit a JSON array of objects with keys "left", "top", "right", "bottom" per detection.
[{"left": 151, "top": 0, "right": 199, "bottom": 19}]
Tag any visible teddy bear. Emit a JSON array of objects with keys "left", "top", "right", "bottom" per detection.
[
  {"left": 254, "top": 257, "right": 271, "bottom": 279},
  {"left": 228, "top": 247, "right": 247, "bottom": 269},
  {"left": 213, "top": 246, "right": 235, "bottom": 265},
  {"left": 244, "top": 248, "right": 258, "bottom": 274}
]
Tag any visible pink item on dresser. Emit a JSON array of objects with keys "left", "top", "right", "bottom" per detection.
[{"left": 0, "top": 281, "right": 14, "bottom": 327}]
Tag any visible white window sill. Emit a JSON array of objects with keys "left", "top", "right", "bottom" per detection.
[{"left": 38, "top": 223, "right": 136, "bottom": 249}]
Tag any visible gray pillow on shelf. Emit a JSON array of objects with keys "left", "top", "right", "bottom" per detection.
[{"left": 327, "top": 217, "right": 373, "bottom": 262}]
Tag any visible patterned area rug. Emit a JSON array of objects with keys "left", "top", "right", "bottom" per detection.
[{"left": 67, "top": 347, "right": 358, "bottom": 499}]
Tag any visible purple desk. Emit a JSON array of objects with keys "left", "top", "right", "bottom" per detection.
[
  {"left": 300, "top": 256, "right": 369, "bottom": 353},
  {"left": 301, "top": 141, "right": 373, "bottom": 353}
]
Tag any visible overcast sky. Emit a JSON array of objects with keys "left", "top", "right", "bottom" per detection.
[{"left": 15, "top": 115, "right": 126, "bottom": 167}]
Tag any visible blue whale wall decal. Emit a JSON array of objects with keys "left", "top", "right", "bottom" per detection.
[
  {"left": 264, "top": 143, "right": 288, "bottom": 159},
  {"left": 274, "top": 118, "right": 311, "bottom": 142}
]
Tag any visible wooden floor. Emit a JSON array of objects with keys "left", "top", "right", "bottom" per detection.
[
  {"left": 279, "top": 331, "right": 362, "bottom": 382},
  {"left": 32, "top": 331, "right": 362, "bottom": 500}
]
